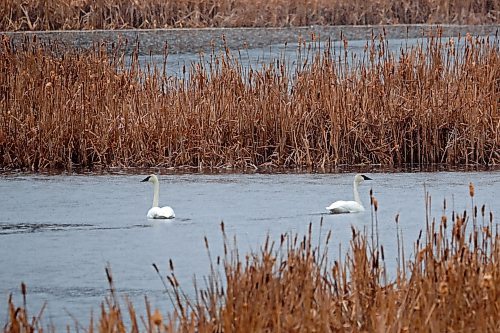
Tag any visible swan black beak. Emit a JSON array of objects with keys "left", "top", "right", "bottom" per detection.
[
  {"left": 141, "top": 176, "right": 151, "bottom": 182},
  {"left": 361, "top": 175, "right": 372, "bottom": 180}
]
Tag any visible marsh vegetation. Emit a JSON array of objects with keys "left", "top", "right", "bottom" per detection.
[
  {"left": 1, "top": 0, "right": 498, "bottom": 31},
  {"left": 0, "top": 32, "right": 498, "bottom": 172}
]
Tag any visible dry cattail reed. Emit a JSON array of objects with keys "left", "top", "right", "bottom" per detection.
[
  {"left": 0, "top": 33, "right": 498, "bottom": 171},
  {"left": 151, "top": 309, "right": 163, "bottom": 326},
  {"left": 469, "top": 182, "right": 475, "bottom": 197},
  {"left": 1, "top": 0, "right": 498, "bottom": 31}
]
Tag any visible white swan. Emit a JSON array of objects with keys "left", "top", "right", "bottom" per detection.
[
  {"left": 326, "top": 174, "right": 372, "bottom": 214},
  {"left": 141, "top": 174, "right": 175, "bottom": 219}
]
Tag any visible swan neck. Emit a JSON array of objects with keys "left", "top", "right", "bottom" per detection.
[
  {"left": 353, "top": 180, "right": 362, "bottom": 204},
  {"left": 152, "top": 181, "right": 160, "bottom": 207}
]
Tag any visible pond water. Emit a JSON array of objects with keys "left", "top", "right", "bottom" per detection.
[
  {"left": 140, "top": 35, "right": 497, "bottom": 78},
  {"left": 1, "top": 171, "right": 499, "bottom": 329}
]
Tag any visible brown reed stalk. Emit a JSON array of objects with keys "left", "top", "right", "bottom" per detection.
[
  {"left": 0, "top": 32, "right": 498, "bottom": 171},
  {"left": 1, "top": 0, "right": 498, "bottom": 31},
  {"left": 164, "top": 191, "right": 499, "bottom": 332}
]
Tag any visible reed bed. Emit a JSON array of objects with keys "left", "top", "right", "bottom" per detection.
[
  {"left": 1, "top": 0, "right": 498, "bottom": 31},
  {"left": 4, "top": 185, "right": 499, "bottom": 332},
  {"left": 0, "top": 32, "right": 498, "bottom": 171}
]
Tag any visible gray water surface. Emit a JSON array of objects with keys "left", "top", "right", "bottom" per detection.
[
  {"left": 1, "top": 171, "right": 499, "bottom": 328},
  {"left": 140, "top": 35, "right": 498, "bottom": 78}
]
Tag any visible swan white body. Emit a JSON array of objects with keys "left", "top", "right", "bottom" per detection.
[
  {"left": 326, "top": 174, "right": 372, "bottom": 214},
  {"left": 142, "top": 174, "right": 175, "bottom": 219},
  {"left": 146, "top": 206, "right": 175, "bottom": 220}
]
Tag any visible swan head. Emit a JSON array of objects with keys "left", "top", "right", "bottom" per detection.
[
  {"left": 141, "top": 174, "right": 159, "bottom": 184},
  {"left": 354, "top": 174, "right": 372, "bottom": 183}
]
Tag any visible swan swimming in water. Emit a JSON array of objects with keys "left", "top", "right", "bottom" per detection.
[
  {"left": 141, "top": 174, "right": 175, "bottom": 219},
  {"left": 326, "top": 174, "right": 372, "bottom": 214}
]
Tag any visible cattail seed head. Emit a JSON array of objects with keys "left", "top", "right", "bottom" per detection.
[
  {"left": 466, "top": 33, "right": 472, "bottom": 43},
  {"left": 482, "top": 226, "right": 491, "bottom": 238},
  {"left": 438, "top": 281, "right": 449, "bottom": 295},
  {"left": 469, "top": 182, "right": 475, "bottom": 197},
  {"left": 105, "top": 267, "right": 113, "bottom": 284},
  {"left": 151, "top": 309, "right": 163, "bottom": 326},
  {"left": 480, "top": 274, "right": 493, "bottom": 289}
]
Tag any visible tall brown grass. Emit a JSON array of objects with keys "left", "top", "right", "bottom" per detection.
[
  {"left": 0, "top": 0, "right": 498, "bottom": 31},
  {"left": 5, "top": 186, "right": 499, "bottom": 332},
  {"left": 0, "top": 31, "right": 498, "bottom": 171}
]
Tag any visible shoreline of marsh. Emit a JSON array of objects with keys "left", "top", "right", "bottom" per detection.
[
  {"left": 2, "top": 24, "right": 498, "bottom": 55},
  {"left": 1, "top": 164, "right": 499, "bottom": 177}
]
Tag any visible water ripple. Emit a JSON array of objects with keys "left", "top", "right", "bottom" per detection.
[
  {"left": 0, "top": 223, "right": 159, "bottom": 235},
  {"left": 0, "top": 223, "right": 94, "bottom": 235}
]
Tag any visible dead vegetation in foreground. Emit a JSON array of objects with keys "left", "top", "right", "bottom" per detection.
[
  {"left": 0, "top": 31, "right": 499, "bottom": 172},
  {"left": 0, "top": 0, "right": 498, "bottom": 31},
  {"left": 4, "top": 185, "right": 500, "bottom": 332}
]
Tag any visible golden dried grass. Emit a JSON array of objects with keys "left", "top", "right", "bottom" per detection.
[
  {"left": 4, "top": 186, "right": 499, "bottom": 332},
  {"left": 0, "top": 0, "right": 498, "bottom": 31},
  {"left": 0, "top": 32, "right": 498, "bottom": 171}
]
